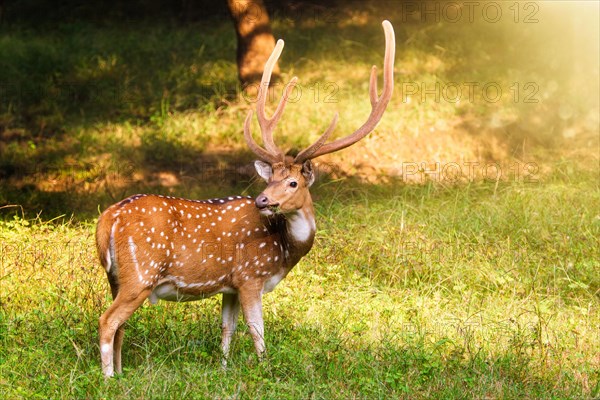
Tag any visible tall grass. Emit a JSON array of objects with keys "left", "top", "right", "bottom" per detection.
[{"left": 1, "top": 173, "right": 599, "bottom": 398}]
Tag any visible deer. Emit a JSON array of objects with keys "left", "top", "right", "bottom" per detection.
[{"left": 96, "top": 20, "right": 395, "bottom": 377}]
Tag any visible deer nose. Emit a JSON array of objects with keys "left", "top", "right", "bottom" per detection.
[{"left": 255, "top": 194, "right": 270, "bottom": 209}]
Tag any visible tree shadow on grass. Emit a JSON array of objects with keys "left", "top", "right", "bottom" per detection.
[
  {"left": 0, "top": 17, "right": 398, "bottom": 221},
  {"left": 0, "top": 147, "right": 263, "bottom": 221},
  {"left": 1, "top": 6, "right": 596, "bottom": 221}
]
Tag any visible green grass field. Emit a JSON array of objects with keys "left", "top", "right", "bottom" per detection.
[
  {"left": 2, "top": 175, "right": 599, "bottom": 398},
  {"left": 1, "top": 2, "right": 599, "bottom": 398}
]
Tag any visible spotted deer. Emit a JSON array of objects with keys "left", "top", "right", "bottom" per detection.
[{"left": 97, "top": 20, "right": 395, "bottom": 377}]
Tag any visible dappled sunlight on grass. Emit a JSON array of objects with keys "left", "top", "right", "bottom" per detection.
[{"left": 1, "top": 6, "right": 598, "bottom": 214}]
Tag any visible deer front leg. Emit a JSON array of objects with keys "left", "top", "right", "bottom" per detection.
[
  {"left": 221, "top": 292, "right": 240, "bottom": 368},
  {"left": 238, "top": 286, "right": 266, "bottom": 358}
]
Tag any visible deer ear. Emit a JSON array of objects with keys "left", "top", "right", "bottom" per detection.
[
  {"left": 301, "top": 160, "right": 315, "bottom": 187},
  {"left": 254, "top": 160, "right": 273, "bottom": 182}
]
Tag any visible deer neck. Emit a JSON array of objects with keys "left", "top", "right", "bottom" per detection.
[{"left": 279, "top": 200, "right": 316, "bottom": 267}]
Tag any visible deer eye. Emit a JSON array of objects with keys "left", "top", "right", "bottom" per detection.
[{"left": 289, "top": 181, "right": 298, "bottom": 188}]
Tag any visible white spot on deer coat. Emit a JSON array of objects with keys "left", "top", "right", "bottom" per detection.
[{"left": 128, "top": 237, "right": 144, "bottom": 283}]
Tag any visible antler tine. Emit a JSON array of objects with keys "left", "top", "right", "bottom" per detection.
[
  {"left": 300, "top": 20, "right": 395, "bottom": 160},
  {"left": 245, "top": 39, "right": 298, "bottom": 163},
  {"left": 255, "top": 39, "right": 298, "bottom": 162},
  {"left": 294, "top": 113, "right": 339, "bottom": 163},
  {"left": 244, "top": 110, "right": 281, "bottom": 164},
  {"left": 369, "top": 65, "right": 378, "bottom": 107}
]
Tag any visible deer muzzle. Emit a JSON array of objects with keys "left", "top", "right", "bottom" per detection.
[{"left": 255, "top": 194, "right": 271, "bottom": 209}]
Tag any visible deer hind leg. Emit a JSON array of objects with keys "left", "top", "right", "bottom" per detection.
[
  {"left": 221, "top": 292, "right": 240, "bottom": 368},
  {"left": 106, "top": 277, "right": 125, "bottom": 374},
  {"left": 113, "top": 325, "right": 125, "bottom": 374},
  {"left": 99, "top": 287, "right": 150, "bottom": 377},
  {"left": 238, "top": 287, "right": 266, "bottom": 359}
]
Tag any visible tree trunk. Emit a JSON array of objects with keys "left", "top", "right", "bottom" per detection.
[{"left": 227, "top": 0, "right": 279, "bottom": 89}]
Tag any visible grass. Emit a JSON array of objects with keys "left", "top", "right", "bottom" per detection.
[
  {"left": 1, "top": 1, "right": 599, "bottom": 398},
  {"left": 1, "top": 174, "right": 599, "bottom": 398}
]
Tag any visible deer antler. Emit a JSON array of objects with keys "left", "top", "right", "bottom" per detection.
[
  {"left": 244, "top": 40, "right": 297, "bottom": 164},
  {"left": 245, "top": 20, "right": 395, "bottom": 165},
  {"left": 294, "top": 20, "right": 395, "bottom": 163}
]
